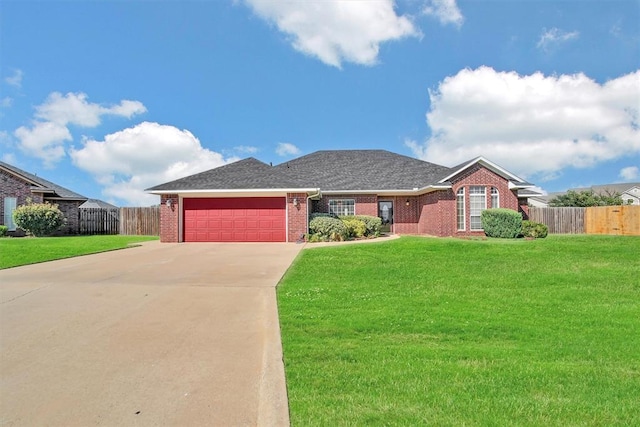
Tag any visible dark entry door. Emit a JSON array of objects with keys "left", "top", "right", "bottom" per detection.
[{"left": 378, "top": 201, "right": 393, "bottom": 233}]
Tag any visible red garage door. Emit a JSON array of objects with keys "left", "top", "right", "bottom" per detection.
[{"left": 183, "top": 197, "right": 286, "bottom": 242}]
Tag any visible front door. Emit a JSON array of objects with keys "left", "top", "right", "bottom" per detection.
[{"left": 378, "top": 201, "right": 393, "bottom": 233}]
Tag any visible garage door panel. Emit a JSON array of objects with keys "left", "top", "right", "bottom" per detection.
[{"left": 183, "top": 197, "right": 286, "bottom": 242}]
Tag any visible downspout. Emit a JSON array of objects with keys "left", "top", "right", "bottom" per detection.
[{"left": 306, "top": 189, "right": 322, "bottom": 239}]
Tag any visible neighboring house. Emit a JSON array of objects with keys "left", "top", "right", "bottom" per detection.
[
  {"left": 79, "top": 199, "right": 119, "bottom": 209},
  {"left": 0, "top": 161, "right": 88, "bottom": 235},
  {"left": 147, "top": 150, "right": 535, "bottom": 243},
  {"left": 529, "top": 182, "right": 640, "bottom": 207}
]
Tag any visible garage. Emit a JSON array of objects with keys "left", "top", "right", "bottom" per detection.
[{"left": 183, "top": 197, "right": 286, "bottom": 242}]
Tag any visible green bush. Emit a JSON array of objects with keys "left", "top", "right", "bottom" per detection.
[
  {"left": 481, "top": 208, "right": 522, "bottom": 238},
  {"left": 351, "top": 215, "right": 382, "bottom": 236},
  {"left": 341, "top": 217, "right": 367, "bottom": 238},
  {"left": 0, "top": 225, "right": 7, "bottom": 237},
  {"left": 521, "top": 220, "right": 549, "bottom": 239},
  {"left": 12, "top": 201, "right": 65, "bottom": 237},
  {"left": 309, "top": 216, "right": 348, "bottom": 241}
]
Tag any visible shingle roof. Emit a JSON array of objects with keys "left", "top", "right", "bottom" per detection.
[
  {"left": 274, "top": 150, "right": 453, "bottom": 191},
  {"left": 0, "top": 161, "right": 87, "bottom": 200},
  {"left": 79, "top": 199, "right": 119, "bottom": 209},
  {"left": 146, "top": 158, "right": 308, "bottom": 191}
]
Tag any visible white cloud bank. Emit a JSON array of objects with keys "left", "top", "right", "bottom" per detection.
[
  {"left": 243, "top": 0, "right": 418, "bottom": 68},
  {"left": 423, "top": 0, "right": 464, "bottom": 27},
  {"left": 276, "top": 142, "right": 300, "bottom": 156},
  {"left": 70, "top": 122, "right": 235, "bottom": 206},
  {"left": 406, "top": 67, "right": 640, "bottom": 181},
  {"left": 14, "top": 92, "right": 146, "bottom": 166}
]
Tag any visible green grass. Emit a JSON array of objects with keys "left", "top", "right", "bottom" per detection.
[
  {"left": 277, "top": 235, "right": 640, "bottom": 426},
  {"left": 0, "top": 235, "right": 158, "bottom": 269}
]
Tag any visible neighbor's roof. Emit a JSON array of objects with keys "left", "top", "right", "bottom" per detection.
[
  {"left": 0, "top": 160, "right": 87, "bottom": 200},
  {"left": 146, "top": 158, "right": 311, "bottom": 192},
  {"left": 79, "top": 198, "right": 119, "bottom": 209},
  {"left": 274, "top": 150, "right": 454, "bottom": 191}
]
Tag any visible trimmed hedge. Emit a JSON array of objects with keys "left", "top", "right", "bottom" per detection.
[
  {"left": 341, "top": 217, "right": 367, "bottom": 238},
  {"left": 481, "top": 208, "right": 522, "bottom": 238},
  {"left": 309, "top": 216, "right": 348, "bottom": 241},
  {"left": 521, "top": 220, "right": 548, "bottom": 239}
]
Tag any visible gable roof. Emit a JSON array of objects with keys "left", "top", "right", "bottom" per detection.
[
  {"left": 146, "top": 150, "right": 531, "bottom": 195},
  {"left": 438, "top": 156, "right": 532, "bottom": 189},
  {"left": 79, "top": 198, "right": 119, "bottom": 209},
  {"left": 146, "top": 158, "right": 314, "bottom": 192},
  {"left": 0, "top": 161, "right": 87, "bottom": 200},
  {"left": 274, "top": 150, "right": 453, "bottom": 192}
]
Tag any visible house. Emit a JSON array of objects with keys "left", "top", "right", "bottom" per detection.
[
  {"left": 529, "top": 182, "right": 640, "bottom": 207},
  {"left": 147, "top": 150, "right": 534, "bottom": 243},
  {"left": 1, "top": 161, "right": 88, "bottom": 235}
]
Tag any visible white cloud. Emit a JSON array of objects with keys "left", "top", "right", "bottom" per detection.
[
  {"left": 35, "top": 92, "right": 146, "bottom": 127},
  {"left": 423, "top": 0, "right": 464, "bottom": 27},
  {"left": 14, "top": 92, "right": 146, "bottom": 165},
  {"left": 1, "top": 97, "right": 12, "bottom": 108},
  {"left": 14, "top": 121, "right": 72, "bottom": 166},
  {"left": 70, "top": 122, "right": 236, "bottom": 206},
  {"left": 5, "top": 69, "right": 23, "bottom": 88},
  {"left": 619, "top": 166, "right": 639, "bottom": 181},
  {"left": 537, "top": 27, "right": 579, "bottom": 51},
  {"left": 243, "top": 0, "right": 418, "bottom": 68},
  {"left": 276, "top": 142, "right": 300, "bottom": 157},
  {"left": 407, "top": 67, "right": 640, "bottom": 181},
  {"left": 234, "top": 145, "right": 259, "bottom": 154}
]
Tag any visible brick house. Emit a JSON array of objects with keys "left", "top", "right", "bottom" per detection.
[
  {"left": 1, "top": 161, "right": 88, "bottom": 235},
  {"left": 147, "top": 150, "right": 534, "bottom": 243}
]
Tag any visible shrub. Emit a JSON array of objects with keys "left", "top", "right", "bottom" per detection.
[
  {"left": 351, "top": 215, "right": 382, "bottom": 237},
  {"left": 309, "top": 216, "right": 347, "bottom": 241},
  {"left": 481, "top": 208, "right": 522, "bottom": 238},
  {"left": 12, "top": 201, "right": 65, "bottom": 237},
  {"left": 341, "top": 217, "right": 367, "bottom": 238},
  {"left": 521, "top": 220, "right": 549, "bottom": 239},
  {"left": 0, "top": 225, "right": 7, "bottom": 237}
]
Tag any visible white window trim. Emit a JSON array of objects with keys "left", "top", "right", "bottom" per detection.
[
  {"left": 4, "top": 197, "right": 17, "bottom": 231},
  {"left": 491, "top": 187, "right": 499, "bottom": 209},
  {"left": 328, "top": 199, "right": 355, "bottom": 216},
  {"left": 456, "top": 188, "right": 465, "bottom": 231},
  {"left": 469, "top": 186, "right": 486, "bottom": 231}
]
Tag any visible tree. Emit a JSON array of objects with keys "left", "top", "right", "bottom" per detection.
[
  {"left": 548, "top": 190, "right": 624, "bottom": 207},
  {"left": 13, "top": 201, "right": 65, "bottom": 236}
]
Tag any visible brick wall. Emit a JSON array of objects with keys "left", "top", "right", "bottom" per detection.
[
  {"left": 449, "top": 164, "right": 520, "bottom": 237},
  {"left": 392, "top": 196, "right": 419, "bottom": 234},
  {"left": 287, "top": 193, "right": 308, "bottom": 242},
  {"left": 56, "top": 200, "right": 83, "bottom": 235},
  {"left": 160, "top": 194, "right": 179, "bottom": 242},
  {"left": 313, "top": 194, "right": 378, "bottom": 216},
  {"left": 418, "top": 190, "right": 456, "bottom": 236}
]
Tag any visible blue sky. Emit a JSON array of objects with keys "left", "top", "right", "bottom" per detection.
[{"left": 1, "top": 0, "right": 638, "bottom": 206}]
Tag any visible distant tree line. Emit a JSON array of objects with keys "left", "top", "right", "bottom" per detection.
[{"left": 549, "top": 190, "right": 626, "bottom": 207}]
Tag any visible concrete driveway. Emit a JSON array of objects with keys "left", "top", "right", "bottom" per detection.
[{"left": 0, "top": 241, "right": 303, "bottom": 426}]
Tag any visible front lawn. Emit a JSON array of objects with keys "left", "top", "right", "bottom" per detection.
[
  {"left": 0, "top": 235, "right": 158, "bottom": 269},
  {"left": 277, "top": 235, "right": 640, "bottom": 425}
]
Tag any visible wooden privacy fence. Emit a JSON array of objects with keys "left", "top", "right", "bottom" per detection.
[
  {"left": 79, "top": 207, "right": 159, "bottom": 236},
  {"left": 119, "top": 207, "right": 160, "bottom": 236},
  {"left": 585, "top": 205, "right": 640, "bottom": 236},
  {"left": 529, "top": 207, "right": 585, "bottom": 234},
  {"left": 79, "top": 208, "right": 120, "bottom": 235},
  {"left": 529, "top": 206, "right": 640, "bottom": 235}
]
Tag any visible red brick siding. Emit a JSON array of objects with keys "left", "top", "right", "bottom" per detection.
[
  {"left": 392, "top": 196, "right": 419, "bottom": 234},
  {"left": 287, "top": 193, "right": 308, "bottom": 242},
  {"left": 313, "top": 194, "right": 378, "bottom": 216},
  {"left": 160, "top": 194, "right": 179, "bottom": 242},
  {"left": 418, "top": 190, "right": 456, "bottom": 236},
  {"left": 1, "top": 169, "right": 79, "bottom": 235},
  {"left": 450, "top": 164, "right": 520, "bottom": 237}
]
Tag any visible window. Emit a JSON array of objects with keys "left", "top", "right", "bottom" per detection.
[
  {"left": 491, "top": 187, "right": 499, "bottom": 208},
  {"left": 456, "top": 188, "right": 465, "bottom": 230},
  {"left": 469, "top": 186, "right": 486, "bottom": 230},
  {"left": 4, "top": 197, "right": 17, "bottom": 231},
  {"left": 329, "top": 199, "right": 355, "bottom": 216}
]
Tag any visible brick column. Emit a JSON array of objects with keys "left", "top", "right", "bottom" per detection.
[
  {"left": 160, "top": 194, "right": 179, "bottom": 243},
  {"left": 287, "top": 193, "right": 308, "bottom": 243}
]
